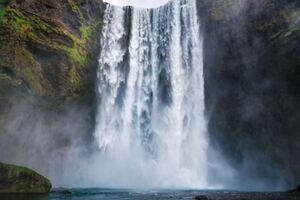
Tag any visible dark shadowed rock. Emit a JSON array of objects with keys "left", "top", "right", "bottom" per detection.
[
  {"left": 51, "top": 187, "right": 73, "bottom": 194},
  {"left": 0, "top": 162, "right": 51, "bottom": 194},
  {"left": 287, "top": 185, "right": 300, "bottom": 193},
  {"left": 194, "top": 195, "right": 210, "bottom": 200},
  {"left": 199, "top": 0, "right": 300, "bottom": 188}
]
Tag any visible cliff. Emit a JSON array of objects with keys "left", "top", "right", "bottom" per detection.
[
  {"left": 0, "top": 0, "right": 105, "bottom": 150},
  {"left": 0, "top": 0, "right": 106, "bottom": 185},
  {"left": 0, "top": 0, "right": 104, "bottom": 100},
  {"left": 200, "top": 0, "right": 300, "bottom": 189}
]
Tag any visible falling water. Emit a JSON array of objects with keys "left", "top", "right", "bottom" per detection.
[{"left": 94, "top": 0, "right": 208, "bottom": 188}]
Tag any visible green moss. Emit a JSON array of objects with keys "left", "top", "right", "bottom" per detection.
[
  {"left": 62, "top": 23, "right": 97, "bottom": 99},
  {"left": 64, "top": 46, "right": 87, "bottom": 65},
  {"left": 22, "top": 66, "right": 45, "bottom": 95},
  {"left": 9, "top": 164, "right": 35, "bottom": 175},
  {"left": 68, "top": 62, "right": 85, "bottom": 99},
  {"left": 0, "top": 0, "right": 10, "bottom": 7},
  {"left": 0, "top": 7, "right": 6, "bottom": 25},
  {"left": 69, "top": 65, "right": 79, "bottom": 84},
  {"left": 80, "top": 25, "right": 93, "bottom": 41},
  {"left": 0, "top": 7, "right": 5, "bottom": 17},
  {"left": 0, "top": 0, "right": 99, "bottom": 99},
  {"left": 63, "top": 24, "right": 95, "bottom": 72},
  {"left": 19, "top": 50, "right": 49, "bottom": 95},
  {"left": 5, "top": 8, "right": 32, "bottom": 33},
  {"left": 0, "top": 72, "right": 11, "bottom": 81},
  {"left": 0, "top": 162, "right": 52, "bottom": 193},
  {"left": 0, "top": 162, "right": 35, "bottom": 175},
  {"left": 67, "top": 0, "right": 83, "bottom": 19},
  {"left": 1, "top": 8, "right": 52, "bottom": 35}
]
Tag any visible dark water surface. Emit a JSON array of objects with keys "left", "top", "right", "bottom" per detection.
[{"left": 0, "top": 189, "right": 299, "bottom": 200}]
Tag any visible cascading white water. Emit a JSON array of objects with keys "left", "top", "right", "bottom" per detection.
[{"left": 94, "top": 0, "right": 208, "bottom": 188}]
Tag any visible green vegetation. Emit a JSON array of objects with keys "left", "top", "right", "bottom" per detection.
[
  {"left": 64, "top": 26, "right": 93, "bottom": 94},
  {"left": 80, "top": 25, "right": 94, "bottom": 41},
  {"left": 0, "top": 72, "right": 11, "bottom": 81},
  {"left": 0, "top": 162, "right": 52, "bottom": 193},
  {"left": 0, "top": 162, "right": 36, "bottom": 179},
  {"left": 64, "top": 24, "right": 95, "bottom": 92},
  {"left": 6, "top": 163, "right": 35, "bottom": 175},
  {"left": 0, "top": 0, "right": 100, "bottom": 99},
  {"left": 64, "top": 46, "right": 87, "bottom": 65},
  {"left": 0, "top": 2, "right": 6, "bottom": 25},
  {"left": 0, "top": 0, "right": 10, "bottom": 7},
  {"left": 3, "top": 8, "right": 51, "bottom": 34},
  {"left": 64, "top": 25, "right": 94, "bottom": 66},
  {"left": 67, "top": 0, "right": 83, "bottom": 19}
]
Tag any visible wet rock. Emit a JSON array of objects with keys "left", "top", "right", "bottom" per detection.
[
  {"left": 287, "top": 185, "right": 300, "bottom": 193},
  {"left": 0, "top": 162, "right": 51, "bottom": 194},
  {"left": 194, "top": 195, "right": 210, "bottom": 200},
  {"left": 51, "top": 187, "right": 73, "bottom": 194},
  {"left": 0, "top": 0, "right": 105, "bottom": 100}
]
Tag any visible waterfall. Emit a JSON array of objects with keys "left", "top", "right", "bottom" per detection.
[{"left": 94, "top": 0, "right": 208, "bottom": 188}]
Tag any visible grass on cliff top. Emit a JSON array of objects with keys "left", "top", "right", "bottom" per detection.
[
  {"left": 0, "top": 162, "right": 36, "bottom": 175},
  {"left": 0, "top": 162, "right": 51, "bottom": 184}
]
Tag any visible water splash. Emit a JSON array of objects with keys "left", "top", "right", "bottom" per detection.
[{"left": 94, "top": 0, "right": 208, "bottom": 188}]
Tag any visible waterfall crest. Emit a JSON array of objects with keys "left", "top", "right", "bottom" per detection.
[{"left": 94, "top": 0, "right": 208, "bottom": 188}]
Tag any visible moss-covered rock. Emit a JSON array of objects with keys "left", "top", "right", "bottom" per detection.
[
  {"left": 0, "top": 162, "right": 51, "bottom": 193},
  {"left": 0, "top": 0, "right": 105, "bottom": 100}
]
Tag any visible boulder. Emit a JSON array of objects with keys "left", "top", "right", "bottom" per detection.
[
  {"left": 51, "top": 187, "right": 73, "bottom": 194},
  {"left": 194, "top": 195, "right": 210, "bottom": 200},
  {"left": 0, "top": 162, "right": 51, "bottom": 194}
]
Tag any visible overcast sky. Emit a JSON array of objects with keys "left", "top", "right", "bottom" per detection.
[{"left": 104, "top": 0, "right": 171, "bottom": 8}]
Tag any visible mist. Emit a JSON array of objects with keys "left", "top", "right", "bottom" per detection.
[{"left": 0, "top": 89, "right": 210, "bottom": 188}]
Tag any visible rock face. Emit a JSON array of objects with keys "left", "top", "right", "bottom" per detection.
[
  {"left": 0, "top": 0, "right": 106, "bottom": 186},
  {"left": 0, "top": 0, "right": 105, "bottom": 100},
  {"left": 0, "top": 1, "right": 106, "bottom": 172},
  {"left": 288, "top": 186, "right": 300, "bottom": 193},
  {"left": 0, "top": 162, "right": 51, "bottom": 193},
  {"left": 200, "top": 0, "right": 300, "bottom": 189}
]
